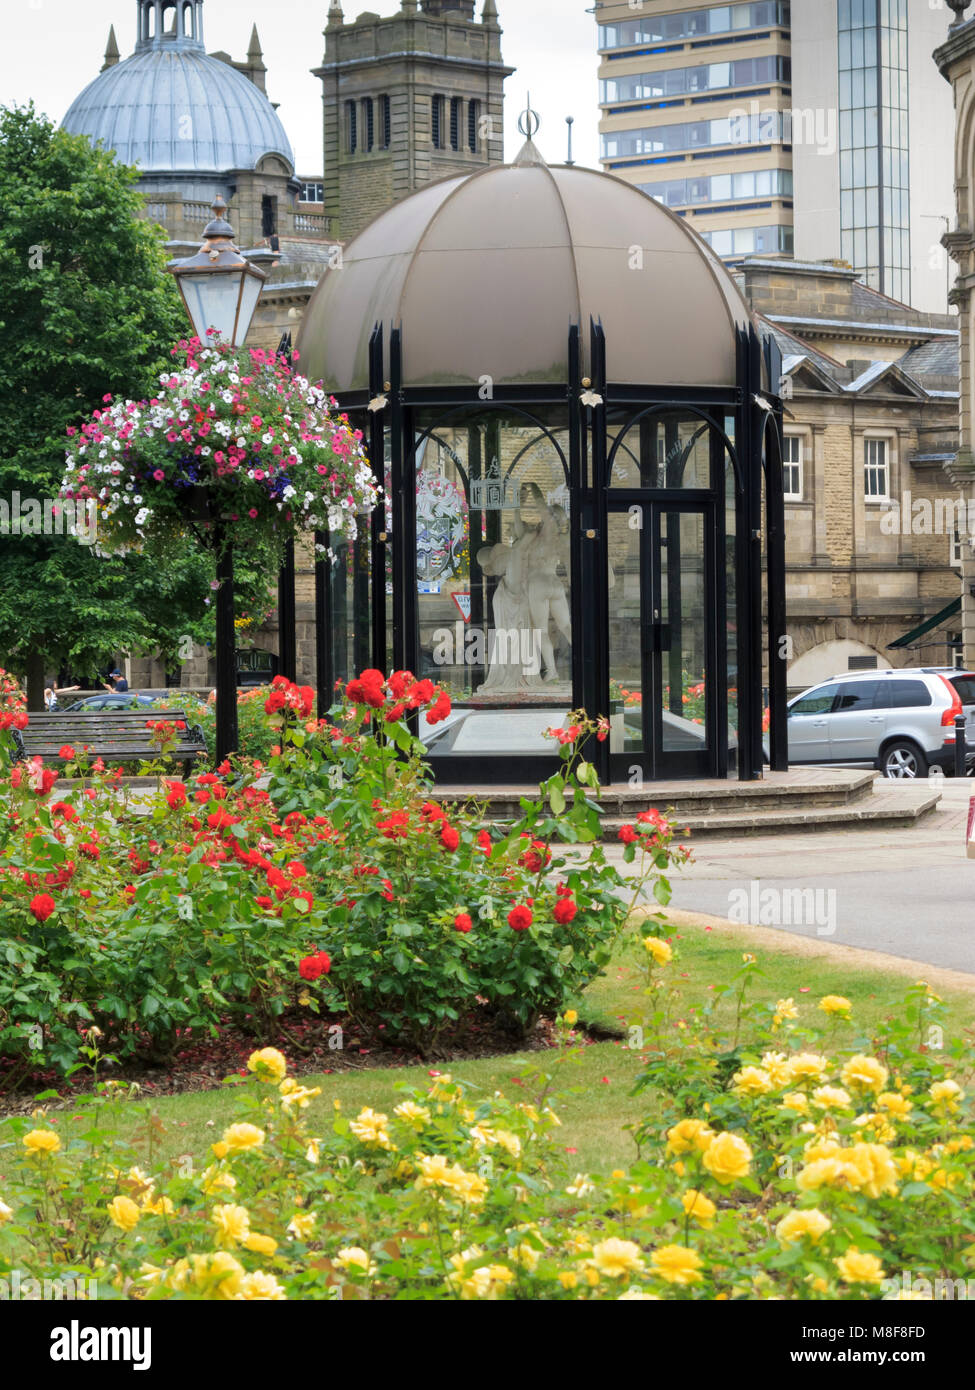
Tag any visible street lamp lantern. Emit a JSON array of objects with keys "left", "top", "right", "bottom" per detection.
[{"left": 167, "top": 196, "right": 267, "bottom": 347}]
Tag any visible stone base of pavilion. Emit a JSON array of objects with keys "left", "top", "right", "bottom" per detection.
[{"left": 432, "top": 767, "right": 942, "bottom": 838}]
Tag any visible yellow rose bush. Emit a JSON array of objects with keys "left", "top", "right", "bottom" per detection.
[{"left": 0, "top": 971, "right": 972, "bottom": 1300}]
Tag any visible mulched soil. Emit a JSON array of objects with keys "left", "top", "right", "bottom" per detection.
[{"left": 0, "top": 1007, "right": 617, "bottom": 1116}]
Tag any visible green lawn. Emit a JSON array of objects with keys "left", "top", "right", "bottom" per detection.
[{"left": 9, "top": 916, "right": 973, "bottom": 1178}]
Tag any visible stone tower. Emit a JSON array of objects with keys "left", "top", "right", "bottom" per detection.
[{"left": 315, "top": 0, "right": 512, "bottom": 241}]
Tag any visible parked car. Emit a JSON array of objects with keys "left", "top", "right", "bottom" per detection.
[
  {"left": 787, "top": 667, "right": 975, "bottom": 778},
  {"left": 63, "top": 694, "right": 158, "bottom": 711}
]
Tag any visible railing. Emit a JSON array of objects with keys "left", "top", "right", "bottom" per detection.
[{"left": 293, "top": 212, "right": 332, "bottom": 236}]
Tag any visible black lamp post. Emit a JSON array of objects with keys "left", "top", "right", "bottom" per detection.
[{"left": 167, "top": 198, "right": 268, "bottom": 763}]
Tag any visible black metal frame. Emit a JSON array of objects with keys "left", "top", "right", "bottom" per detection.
[{"left": 311, "top": 317, "right": 786, "bottom": 785}]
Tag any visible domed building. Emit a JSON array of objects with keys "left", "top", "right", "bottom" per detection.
[
  {"left": 61, "top": 0, "right": 332, "bottom": 355},
  {"left": 298, "top": 135, "right": 789, "bottom": 784}
]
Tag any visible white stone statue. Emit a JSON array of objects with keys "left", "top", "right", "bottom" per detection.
[{"left": 476, "top": 482, "right": 571, "bottom": 691}]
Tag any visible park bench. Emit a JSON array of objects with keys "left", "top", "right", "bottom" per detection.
[{"left": 11, "top": 709, "right": 209, "bottom": 778}]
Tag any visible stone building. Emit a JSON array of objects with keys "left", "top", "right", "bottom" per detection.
[
  {"left": 735, "top": 258, "right": 962, "bottom": 692},
  {"left": 316, "top": 0, "right": 512, "bottom": 242}
]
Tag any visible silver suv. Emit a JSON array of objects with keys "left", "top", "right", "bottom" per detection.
[{"left": 787, "top": 668, "right": 975, "bottom": 778}]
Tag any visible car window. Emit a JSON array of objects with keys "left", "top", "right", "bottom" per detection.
[
  {"left": 887, "top": 679, "right": 932, "bottom": 709},
  {"left": 833, "top": 680, "right": 883, "bottom": 712},
  {"left": 948, "top": 676, "right": 975, "bottom": 706},
  {"left": 789, "top": 683, "right": 839, "bottom": 717}
]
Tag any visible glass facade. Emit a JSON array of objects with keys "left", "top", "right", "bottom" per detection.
[
  {"left": 701, "top": 223, "right": 794, "bottom": 257},
  {"left": 640, "top": 167, "right": 792, "bottom": 209},
  {"left": 601, "top": 55, "right": 790, "bottom": 106},
  {"left": 602, "top": 111, "right": 786, "bottom": 161},
  {"left": 599, "top": 1, "right": 789, "bottom": 50},
  {"left": 838, "top": 0, "right": 910, "bottom": 303}
]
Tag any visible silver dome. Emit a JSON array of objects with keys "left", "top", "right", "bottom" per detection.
[{"left": 62, "top": 20, "right": 293, "bottom": 176}]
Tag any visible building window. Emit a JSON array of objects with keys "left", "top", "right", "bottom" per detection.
[
  {"left": 346, "top": 100, "right": 357, "bottom": 155},
  {"left": 468, "top": 99, "right": 481, "bottom": 152},
  {"left": 599, "top": 1, "right": 789, "bottom": 49},
  {"left": 380, "top": 95, "right": 392, "bottom": 150},
  {"left": 299, "top": 181, "right": 324, "bottom": 204},
  {"left": 783, "top": 435, "right": 803, "bottom": 500},
  {"left": 362, "top": 97, "right": 375, "bottom": 153},
  {"left": 450, "top": 97, "right": 462, "bottom": 151},
  {"left": 864, "top": 438, "right": 889, "bottom": 499},
  {"left": 951, "top": 527, "right": 963, "bottom": 568},
  {"left": 432, "top": 95, "right": 446, "bottom": 150}
]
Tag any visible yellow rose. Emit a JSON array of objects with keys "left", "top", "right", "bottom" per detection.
[
  {"left": 796, "top": 1157, "right": 846, "bottom": 1192},
  {"left": 221, "top": 1123, "right": 265, "bottom": 1153},
  {"left": 566, "top": 1173, "right": 597, "bottom": 1197},
  {"left": 563, "top": 1009, "right": 578, "bottom": 1026},
  {"left": 929, "top": 1079, "right": 964, "bottom": 1113},
  {"left": 775, "top": 1209, "right": 831, "bottom": 1245},
  {"left": 642, "top": 936, "right": 672, "bottom": 966},
  {"left": 278, "top": 1078, "right": 322, "bottom": 1110},
  {"left": 211, "top": 1203, "right": 251, "bottom": 1247},
  {"left": 701, "top": 1132, "right": 752, "bottom": 1185},
  {"left": 877, "top": 1091, "right": 913, "bottom": 1118},
  {"left": 0, "top": 1198, "right": 12, "bottom": 1224},
  {"left": 189, "top": 1251, "right": 245, "bottom": 1299},
  {"left": 841, "top": 1055, "right": 889, "bottom": 1093},
  {"left": 732, "top": 1067, "right": 773, "bottom": 1098},
  {"left": 618, "top": 1288, "right": 661, "bottom": 1299},
  {"left": 780, "top": 1091, "right": 809, "bottom": 1115},
  {"left": 246, "top": 1047, "right": 288, "bottom": 1082},
  {"left": 495, "top": 1130, "right": 522, "bottom": 1159},
  {"left": 649, "top": 1244, "right": 703, "bottom": 1285},
  {"left": 681, "top": 1190, "right": 716, "bottom": 1228},
  {"left": 842, "top": 1143, "right": 899, "bottom": 1198},
  {"left": 200, "top": 1165, "right": 236, "bottom": 1195},
  {"left": 236, "top": 1271, "right": 287, "bottom": 1300},
  {"left": 349, "top": 1108, "right": 392, "bottom": 1149},
  {"left": 243, "top": 1232, "right": 278, "bottom": 1256},
  {"left": 334, "top": 1246, "right": 377, "bottom": 1276},
  {"left": 818, "top": 995, "right": 852, "bottom": 1018},
  {"left": 23, "top": 1129, "right": 61, "bottom": 1156},
  {"left": 393, "top": 1100, "right": 431, "bottom": 1127},
  {"left": 773, "top": 998, "right": 798, "bottom": 1023},
  {"left": 811, "top": 1085, "right": 853, "bottom": 1111},
  {"left": 592, "top": 1237, "right": 645, "bottom": 1278},
  {"left": 107, "top": 1195, "right": 141, "bottom": 1232},
  {"left": 835, "top": 1247, "right": 885, "bottom": 1285},
  {"left": 287, "top": 1211, "right": 317, "bottom": 1240},
  {"left": 784, "top": 1053, "right": 829, "bottom": 1082},
  {"left": 802, "top": 1138, "right": 845, "bottom": 1163},
  {"left": 142, "top": 1194, "right": 175, "bottom": 1217},
  {"left": 762, "top": 1051, "right": 795, "bottom": 1086},
  {"left": 558, "top": 1270, "right": 578, "bottom": 1290},
  {"left": 460, "top": 1264, "right": 515, "bottom": 1300},
  {"left": 665, "top": 1119, "right": 716, "bottom": 1157}
]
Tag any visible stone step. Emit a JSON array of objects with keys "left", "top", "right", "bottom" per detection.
[{"left": 600, "top": 786, "right": 942, "bottom": 839}]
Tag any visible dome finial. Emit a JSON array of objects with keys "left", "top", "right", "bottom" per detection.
[
  {"left": 517, "top": 94, "right": 540, "bottom": 141},
  {"left": 102, "top": 24, "right": 120, "bottom": 70},
  {"left": 482, "top": 0, "right": 499, "bottom": 24},
  {"left": 135, "top": 0, "right": 205, "bottom": 52},
  {"left": 327, "top": 0, "right": 345, "bottom": 25}
]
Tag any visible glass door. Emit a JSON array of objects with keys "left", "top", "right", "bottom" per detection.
[{"left": 607, "top": 502, "right": 716, "bottom": 780}]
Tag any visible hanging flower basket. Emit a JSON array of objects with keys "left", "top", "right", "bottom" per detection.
[{"left": 60, "top": 336, "right": 379, "bottom": 561}]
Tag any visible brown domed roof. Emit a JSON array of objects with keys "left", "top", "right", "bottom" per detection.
[{"left": 297, "top": 145, "right": 757, "bottom": 393}]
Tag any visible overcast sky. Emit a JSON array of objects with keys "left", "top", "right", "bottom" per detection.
[{"left": 1, "top": 0, "right": 602, "bottom": 174}]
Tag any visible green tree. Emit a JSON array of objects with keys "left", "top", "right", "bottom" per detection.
[{"left": 0, "top": 104, "right": 228, "bottom": 705}]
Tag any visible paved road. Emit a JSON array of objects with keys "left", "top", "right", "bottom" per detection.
[{"left": 618, "top": 778, "right": 975, "bottom": 976}]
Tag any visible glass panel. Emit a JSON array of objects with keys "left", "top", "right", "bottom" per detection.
[
  {"left": 608, "top": 511, "right": 644, "bottom": 755},
  {"left": 414, "top": 410, "right": 572, "bottom": 758},
  {"left": 329, "top": 526, "right": 371, "bottom": 686},
  {"left": 609, "top": 411, "right": 712, "bottom": 488},
  {"left": 660, "top": 511, "right": 709, "bottom": 753}
]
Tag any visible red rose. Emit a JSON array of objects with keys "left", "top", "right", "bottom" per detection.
[
  {"left": 298, "top": 950, "right": 331, "bottom": 981},
  {"left": 427, "top": 692, "right": 452, "bottom": 725},
  {"left": 384, "top": 702, "right": 407, "bottom": 723},
  {"left": 80, "top": 842, "right": 100, "bottom": 860},
  {"left": 388, "top": 670, "right": 413, "bottom": 698},
  {"left": 553, "top": 898, "right": 577, "bottom": 925},
  {"left": 287, "top": 861, "right": 307, "bottom": 879},
  {"left": 507, "top": 904, "right": 533, "bottom": 932},
  {"left": 58, "top": 745, "right": 75, "bottom": 760},
  {"left": 618, "top": 825, "right": 638, "bottom": 844},
  {"left": 477, "top": 829, "right": 492, "bottom": 856},
  {"left": 454, "top": 912, "right": 473, "bottom": 933},
  {"left": 440, "top": 824, "right": 460, "bottom": 852},
  {"left": 29, "top": 893, "right": 56, "bottom": 922}
]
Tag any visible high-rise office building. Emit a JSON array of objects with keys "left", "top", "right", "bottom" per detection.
[
  {"left": 595, "top": 1, "right": 955, "bottom": 313},
  {"left": 791, "top": 0, "right": 953, "bottom": 313},
  {"left": 595, "top": 1, "right": 794, "bottom": 262}
]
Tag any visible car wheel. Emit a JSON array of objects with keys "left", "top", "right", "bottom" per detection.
[{"left": 881, "top": 740, "right": 928, "bottom": 779}]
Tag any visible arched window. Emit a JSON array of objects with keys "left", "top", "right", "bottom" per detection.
[
  {"left": 346, "top": 100, "right": 358, "bottom": 155},
  {"left": 380, "top": 95, "right": 392, "bottom": 150},
  {"left": 450, "top": 97, "right": 462, "bottom": 151},
  {"left": 432, "top": 95, "right": 445, "bottom": 150},
  {"left": 468, "top": 100, "right": 481, "bottom": 152},
  {"left": 362, "top": 97, "right": 375, "bottom": 154},
  {"left": 183, "top": 1, "right": 193, "bottom": 38}
]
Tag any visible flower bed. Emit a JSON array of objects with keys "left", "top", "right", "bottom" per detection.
[
  {"left": 0, "top": 969, "right": 970, "bottom": 1300},
  {"left": 0, "top": 673, "right": 680, "bottom": 1085}
]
